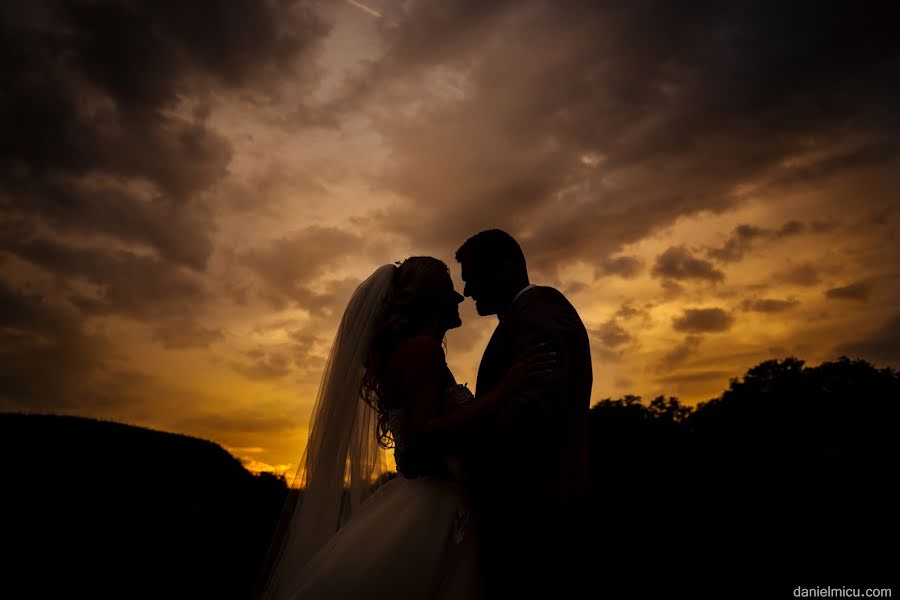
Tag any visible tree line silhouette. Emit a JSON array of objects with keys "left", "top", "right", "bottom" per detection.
[
  {"left": 587, "top": 356, "right": 897, "bottom": 594},
  {"left": 3, "top": 356, "right": 896, "bottom": 597}
]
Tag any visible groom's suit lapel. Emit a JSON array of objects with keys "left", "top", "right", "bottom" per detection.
[
  {"left": 475, "top": 287, "right": 542, "bottom": 397},
  {"left": 476, "top": 319, "right": 507, "bottom": 396}
]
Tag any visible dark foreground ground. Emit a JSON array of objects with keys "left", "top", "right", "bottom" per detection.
[{"left": 3, "top": 357, "right": 896, "bottom": 598}]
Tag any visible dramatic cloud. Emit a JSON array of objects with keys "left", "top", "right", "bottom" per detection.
[
  {"left": 826, "top": 281, "right": 873, "bottom": 302},
  {"left": 0, "top": 0, "right": 330, "bottom": 416},
  {"left": 591, "top": 320, "right": 633, "bottom": 349},
  {"left": 599, "top": 255, "right": 644, "bottom": 279},
  {"left": 835, "top": 315, "right": 900, "bottom": 365},
  {"left": 232, "top": 349, "right": 293, "bottom": 381},
  {"left": 673, "top": 309, "right": 735, "bottom": 333},
  {"left": 615, "top": 302, "right": 652, "bottom": 324},
  {"left": 741, "top": 298, "right": 800, "bottom": 313},
  {"left": 0, "top": 279, "right": 109, "bottom": 410},
  {"left": 659, "top": 335, "right": 704, "bottom": 370},
  {"left": 776, "top": 263, "right": 822, "bottom": 287},
  {"left": 241, "top": 226, "right": 370, "bottom": 313},
  {"left": 708, "top": 221, "right": 812, "bottom": 263},
  {"left": 2, "top": 236, "right": 211, "bottom": 319},
  {"left": 227, "top": 328, "right": 330, "bottom": 384},
  {"left": 151, "top": 320, "right": 224, "bottom": 350},
  {"left": 0, "top": 0, "right": 328, "bottom": 243},
  {"left": 652, "top": 246, "right": 725, "bottom": 283},
  {"left": 707, "top": 225, "right": 766, "bottom": 263},
  {"left": 0, "top": 0, "right": 330, "bottom": 287},
  {"left": 3, "top": 0, "right": 899, "bottom": 475},
  {"left": 351, "top": 0, "right": 899, "bottom": 277}
]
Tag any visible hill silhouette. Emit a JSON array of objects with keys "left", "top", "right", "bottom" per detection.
[
  {"left": 2, "top": 413, "right": 287, "bottom": 599},
  {"left": 4, "top": 356, "right": 897, "bottom": 597}
]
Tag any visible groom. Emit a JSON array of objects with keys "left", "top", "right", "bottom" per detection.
[{"left": 455, "top": 229, "right": 591, "bottom": 598}]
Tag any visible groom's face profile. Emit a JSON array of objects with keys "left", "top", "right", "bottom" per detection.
[{"left": 460, "top": 257, "right": 501, "bottom": 316}]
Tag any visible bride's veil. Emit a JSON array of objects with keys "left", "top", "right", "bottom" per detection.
[{"left": 259, "top": 264, "right": 396, "bottom": 600}]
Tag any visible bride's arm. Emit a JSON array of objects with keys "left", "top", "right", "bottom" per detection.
[
  {"left": 396, "top": 340, "right": 555, "bottom": 438},
  {"left": 391, "top": 336, "right": 446, "bottom": 438}
]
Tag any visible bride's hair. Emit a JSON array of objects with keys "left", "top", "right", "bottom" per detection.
[{"left": 361, "top": 256, "right": 451, "bottom": 449}]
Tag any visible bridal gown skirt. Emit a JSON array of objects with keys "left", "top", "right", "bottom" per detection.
[{"left": 285, "top": 476, "right": 481, "bottom": 600}]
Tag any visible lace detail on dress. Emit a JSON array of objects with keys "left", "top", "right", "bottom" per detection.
[
  {"left": 443, "top": 366, "right": 474, "bottom": 409},
  {"left": 444, "top": 383, "right": 474, "bottom": 408},
  {"left": 451, "top": 497, "right": 470, "bottom": 544}
]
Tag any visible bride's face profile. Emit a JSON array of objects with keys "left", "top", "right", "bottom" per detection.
[
  {"left": 392, "top": 257, "right": 464, "bottom": 336},
  {"left": 434, "top": 272, "right": 465, "bottom": 332}
]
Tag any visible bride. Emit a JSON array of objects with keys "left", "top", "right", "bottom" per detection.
[{"left": 257, "top": 257, "right": 553, "bottom": 600}]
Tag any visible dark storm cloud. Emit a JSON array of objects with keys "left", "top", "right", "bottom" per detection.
[
  {"left": 0, "top": 0, "right": 325, "bottom": 174},
  {"left": 590, "top": 319, "right": 632, "bottom": 349},
  {"left": 223, "top": 325, "right": 329, "bottom": 384},
  {"left": 673, "top": 308, "right": 734, "bottom": 333},
  {"left": 0, "top": 0, "right": 328, "bottom": 266},
  {"left": 232, "top": 349, "right": 293, "bottom": 381},
  {"left": 0, "top": 0, "right": 331, "bottom": 408},
  {"left": 151, "top": 319, "right": 224, "bottom": 350},
  {"left": 835, "top": 314, "right": 900, "bottom": 366},
  {"left": 0, "top": 279, "right": 109, "bottom": 410},
  {"left": 288, "top": 330, "right": 328, "bottom": 371},
  {"left": 769, "top": 139, "right": 900, "bottom": 189},
  {"left": 826, "top": 280, "right": 873, "bottom": 301},
  {"left": 355, "top": 0, "right": 899, "bottom": 274},
  {"left": 652, "top": 246, "right": 725, "bottom": 283},
  {"left": 2, "top": 236, "right": 210, "bottom": 319},
  {"left": 230, "top": 327, "right": 334, "bottom": 383},
  {"left": 614, "top": 302, "right": 652, "bottom": 324},
  {"left": 707, "top": 225, "right": 766, "bottom": 263},
  {"left": 774, "top": 221, "right": 806, "bottom": 238},
  {"left": 3, "top": 176, "right": 216, "bottom": 269},
  {"left": 707, "top": 221, "right": 811, "bottom": 263},
  {"left": 599, "top": 255, "right": 644, "bottom": 279},
  {"left": 776, "top": 263, "right": 821, "bottom": 287},
  {"left": 658, "top": 334, "right": 704, "bottom": 370},
  {"left": 741, "top": 298, "right": 800, "bottom": 313},
  {"left": 242, "top": 226, "right": 369, "bottom": 313},
  {"left": 1, "top": 233, "right": 222, "bottom": 373}
]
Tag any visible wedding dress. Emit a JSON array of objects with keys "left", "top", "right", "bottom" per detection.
[
  {"left": 260, "top": 265, "right": 482, "bottom": 600},
  {"left": 282, "top": 369, "right": 481, "bottom": 600}
]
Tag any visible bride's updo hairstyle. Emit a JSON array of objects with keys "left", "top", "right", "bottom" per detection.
[{"left": 361, "top": 256, "right": 452, "bottom": 448}]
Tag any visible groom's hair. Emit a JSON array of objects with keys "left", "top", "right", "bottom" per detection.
[{"left": 455, "top": 229, "right": 527, "bottom": 277}]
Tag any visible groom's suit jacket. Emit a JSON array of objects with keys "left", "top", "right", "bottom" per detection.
[{"left": 468, "top": 285, "right": 591, "bottom": 543}]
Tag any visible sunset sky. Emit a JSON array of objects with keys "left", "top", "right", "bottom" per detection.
[{"left": 2, "top": 0, "right": 898, "bottom": 476}]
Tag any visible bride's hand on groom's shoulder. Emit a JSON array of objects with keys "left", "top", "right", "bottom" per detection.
[{"left": 501, "top": 342, "right": 557, "bottom": 394}]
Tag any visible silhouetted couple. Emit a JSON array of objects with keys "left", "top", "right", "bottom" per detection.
[{"left": 259, "top": 230, "right": 591, "bottom": 599}]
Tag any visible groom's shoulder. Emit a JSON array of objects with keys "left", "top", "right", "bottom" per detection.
[
  {"left": 515, "top": 286, "right": 587, "bottom": 331},
  {"left": 524, "top": 285, "right": 576, "bottom": 312}
]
